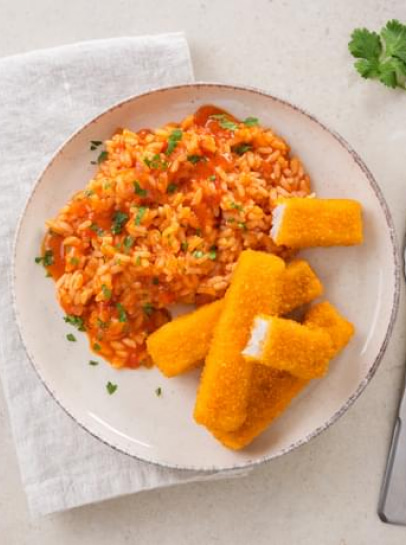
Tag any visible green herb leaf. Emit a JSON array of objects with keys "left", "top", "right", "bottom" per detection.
[
  {"left": 35, "top": 256, "right": 42, "bottom": 264},
  {"left": 181, "top": 241, "right": 189, "bottom": 251},
  {"left": 238, "top": 222, "right": 248, "bottom": 231},
  {"left": 101, "top": 284, "right": 112, "bottom": 300},
  {"left": 64, "top": 314, "right": 86, "bottom": 331},
  {"left": 93, "top": 342, "right": 101, "bottom": 351},
  {"left": 209, "top": 114, "right": 238, "bottom": 131},
  {"left": 97, "top": 318, "right": 109, "bottom": 330},
  {"left": 84, "top": 189, "right": 95, "bottom": 197},
  {"left": 142, "top": 303, "right": 154, "bottom": 317},
  {"left": 232, "top": 143, "right": 253, "bottom": 155},
  {"left": 143, "top": 154, "right": 168, "bottom": 170},
  {"left": 111, "top": 211, "right": 129, "bottom": 235},
  {"left": 208, "top": 246, "right": 217, "bottom": 260},
  {"left": 193, "top": 250, "right": 204, "bottom": 259},
  {"left": 349, "top": 20, "right": 406, "bottom": 90},
  {"left": 167, "top": 183, "right": 178, "bottom": 195},
  {"left": 208, "top": 174, "right": 216, "bottom": 181},
  {"left": 66, "top": 333, "right": 77, "bottom": 342},
  {"left": 106, "top": 381, "right": 118, "bottom": 395},
  {"left": 166, "top": 128, "right": 183, "bottom": 155},
  {"left": 155, "top": 387, "right": 162, "bottom": 397},
  {"left": 135, "top": 256, "right": 142, "bottom": 266},
  {"left": 90, "top": 223, "right": 104, "bottom": 236},
  {"left": 187, "top": 154, "right": 206, "bottom": 165},
  {"left": 89, "top": 360, "right": 99, "bottom": 366},
  {"left": 135, "top": 206, "right": 147, "bottom": 225},
  {"left": 123, "top": 235, "right": 135, "bottom": 252},
  {"left": 230, "top": 202, "right": 243, "bottom": 211},
  {"left": 70, "top": 257, "right": 80, "bottom": 266},
  {"left": 97, "top": 150, "right": 108, "bottom": 164},
  {"left": 42, "top": 250, "right": 54, "bottom": 266},
  {"left": 243, "top": 117, "right": 259, "bottom": 127},
  {"left": 134, "top": 180, "right": 147, "bottom": 197},
  {"left": 116, "top": 303, "right": 128, "bottom": 323}
]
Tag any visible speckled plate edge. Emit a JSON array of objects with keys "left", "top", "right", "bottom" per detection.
[{"left": 12, "top": 82, "right": 401, "bottom": 472}]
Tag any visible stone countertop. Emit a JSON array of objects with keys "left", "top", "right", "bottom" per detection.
[{"left": 1, "top": 0, "right": 406, "bottom": 543}]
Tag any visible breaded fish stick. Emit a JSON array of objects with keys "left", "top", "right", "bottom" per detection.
[
  {"left": 271, "top": 198, "right": 363, "bottom": 248},
  {"left": 148, "top": 259, "right": 323, "bottom": 378},
  {"left": 304, "top": 301, "right": 355, "bottom": 352},
  {"left": 280, "top": 259, "right": 323, "bottom": 315},
  {"left": 194, "top": 250, "right": 286, "bottom": 432},
  {"left": 243, "top": 315, "right": 334, "bottom": 380},
  {"left": 215, "top": 301, "right": 354, "bottom": 449},
  {"left": 147, "top": 300, "right": 224, "bottom": 377}
]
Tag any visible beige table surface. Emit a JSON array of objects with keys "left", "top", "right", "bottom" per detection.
[{"left": 2, "top": 0, "right": 406, "bottom": 543}]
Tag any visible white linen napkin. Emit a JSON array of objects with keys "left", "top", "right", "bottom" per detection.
[{"left": 0, "top": 33, "right": 247, "bottom": 518}]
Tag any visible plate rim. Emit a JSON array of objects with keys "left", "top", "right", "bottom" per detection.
[{"left": 11, "top": 82, "right": 401, "bottom": 472}]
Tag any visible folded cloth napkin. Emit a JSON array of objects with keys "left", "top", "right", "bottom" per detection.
[{"left": 0, "top": 33, "right": 247, "bottom": 518}]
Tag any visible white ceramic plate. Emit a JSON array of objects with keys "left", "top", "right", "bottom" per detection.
[{"left": 13, "top": 83, "right": 400, "bottom": 471}]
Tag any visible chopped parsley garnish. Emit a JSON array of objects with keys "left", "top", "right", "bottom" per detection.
[
  {"left": 40, "top": 250, "right": 54, "bottom": 266},
  {"left": 195, "top": 228, "right": 202, "bottom": 236},
  {"left": 349, "top": 19, "right": 406, "bottom": 89},
  {"left": 123, "top": 235, "right": 135, "bottom": 252},
  {"left": 106, "top": 381, "right": 118, "bottom": 395},
  {"left": 116, "top": 303, "right": 128, "bottom": 323},
  {"left": 193, "top": 250, "right": 204, "bottom": 259},
  {"left": 70, "top": 257, "right": 80, "bottom": 266},
  {"left": 66, "top": 333, "right": 77, "bottom": 342},
  {"left": 64, "top": 314, "right": 86, "bottom": 331},
  {"left": 90, "top": 223, "right": 104, "bottom": 236},
  {"left": 166, "top": 128, "right": 183, "bottom": 155},
  {"left": 89, "top": 360, "right": 99, "bottom": 366},
  {"left": 97, "top": 318, "right": 109, "bottom": 329},
  {"left": 93, "top": 342, "right": 101, "bottom": 351},
  {"left": 208, "top": 174, "right": 216, "bottom": 181},
  {"left": 90, "top": 140, "right": 103, "bottom": 150},
  {"left": 84, "top": 189, "right": 95, "bottom": 197},
  {"left": 238, "top": 222, "right": 248, "bottom": 231},
  {"left": 101, "top": 284, "right": 112, "bottom": 299},
  {"left": 134, "top": 206, "right": 147, "bottom": 225},
  {"left": 111, "top": 211, "right": 129, "bottom": 235},
  {"left": 135, "top": 256, "right": 142, "bottom": 266},
  {"left": 209, "top": 114, "right": 238, "bottom": 131},
  {"left": 243, "top": 117, "right": 259, "bottom": 127},
  {"left": 155, "top": 387, "right": 162, "bottom": 397},
  {"left": 208, "top": 246, "right": 217, "bottom": 260},
  {"left": 134, "top": 180, "right": 147, "bottom": 197},
  {"left": 142, "top": 303, "right": 154, "bottom": 317},
  {"left": 97, "top": 150, "right": 108, "bottom": 164},
  {"left": 167, "top": 183, "right": 178, "bottom": 194},
  {"left": 143, "top": 154, "right": 168, "bottom": 170},
  {"left": 152, "top": 277, "right": 159, "bottom": 285},
  {"left": 232, "top": 143, "right": 253, "bottom": 155},
  {"left": 187, "top": 154, "right": 206, "bottom": 165},
  {"left": 230, "top": 202, "right": 243, "bottom": 211},
  {"left": 35, "top": 256, "right": 42, "bottom": 264},
  {"left": 181, "top": 241, "right": 189, "bottom": 251}
]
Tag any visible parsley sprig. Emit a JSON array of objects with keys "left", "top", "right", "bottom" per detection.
[
  {"left": 111, "top": 211, "right": 129, "bottom": 235},
  {"left": 64, "top": 314, "right": 86, "bottom": 331},
  {"left": 349, "top": 19, "right": 406, "bottom": 89},
  {"left": 166, "top": 129, "right": 183, "bottom": 155}
]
